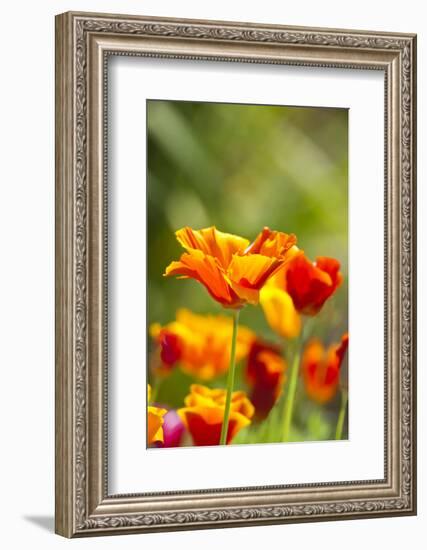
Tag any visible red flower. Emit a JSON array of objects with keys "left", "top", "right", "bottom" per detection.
[
  {"left": 270, "top": 253, "right": 343, "bottom": 316},
  {"left": 158, "top": 331, "right": 182, "bottom": 367},
  {"left": 177, "top": 385, "right": 254, "bottom": 446},
  {"left": 302, "top": 333, "right": 349, "bottom": 404},
  {"left": 245, "top": 340, "right": 287, "bottom": 420}
]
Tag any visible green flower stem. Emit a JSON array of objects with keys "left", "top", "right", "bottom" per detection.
[
  {"left": 282, "top": 320, "right": 311, "bottom": 442},
  {"left": 282, "top": 344, "right": 301, "bottom": 442},
  {"left": 220, "top": 309, "right": 240, "bottom": 445},
  {"left": 335, "top": 389, "right": 348, "bottom": 440},
  {"left": 150, "top": 379, "right": 160, "bottom": 404}
]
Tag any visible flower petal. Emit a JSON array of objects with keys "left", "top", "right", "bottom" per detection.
[
  {"left": 175, "top": 226, "right": 249, "bottom": 268},
  {"left": 177, "top": 406, "right": 251, "bottom": 445},
  {"left": 245, "top": 340, "right": 287, "bottom": 419},
  {"left": 246, "top": 227, "right": 297, "bottom": 258},
  {"left": 315, "top": 257, "right": 343, "bottom": 287},
  {"left": 183, "top": 384, "right": 254, "bottom": 418},
  {"left": 147, "top": 406, "right": 167, "bottom": 444},
  {"left": 281, "top": 253, "right": 342, "bottom": 315},
  {"left": 157, "top": 410, "right": 185, "bottom": 448},
  {"left": 152, "top": 311, "right": 255, "bottom": 379},
  {"left": 301, "top": 334, "right": 348, "bottom": 404},
  {"left": 228, "top": 254, "right": 282, "bottom": 304},
  {"left": 165, "top": 249, "right": 241, "bottom": 307},
  {"left": 260, "top": 286, "right": 301, "bottom": 339}
]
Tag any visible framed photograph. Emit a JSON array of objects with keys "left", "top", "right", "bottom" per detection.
[{"left": 55, "top": 11, "right": 417, "bottom": 537}]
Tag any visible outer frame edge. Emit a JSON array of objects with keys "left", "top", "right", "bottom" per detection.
[{"left": 54, "top": 11, "right": 417, "bottom": 537}]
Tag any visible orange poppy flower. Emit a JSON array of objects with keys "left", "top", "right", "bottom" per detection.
[
  {"left": 177, "top": 384, "right": 254, "bottom": 445},
  {"left": 245, "top": 340, "right": 287, "bottom": 420},
  {"left": 269, "top": 252, "right": 343, "bottom": 316},
  {"left": 150, "top": 309, "right": 255, "bottom": 379},
  {"left": 164, "top": 226, "right": 297, "bottom": 308},
  {"left": 301, "top": 333, "right": 349, "bottom": 404},
  {"left": 147, "top": 385, "right": 167, "bottom": 445}
]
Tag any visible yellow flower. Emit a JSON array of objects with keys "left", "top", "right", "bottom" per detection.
[
  {"left": 260, "top": 285, "right": 301, "bottom": 339},
  {"left": 147, "top": 384, "right": 167, "bottom": 445},
  {"left": 177, "top": 384, "right": 254, "bottom": 445},
  {"left": 164, "top": 226, "right": 297, "bottom": 308},
  {"left": 150, "top": 309, "right": 255, "bottom": 379}
]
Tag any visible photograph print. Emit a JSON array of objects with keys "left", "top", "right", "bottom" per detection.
[{"left": 146, "top": 99, "right": 349, "bottom": 449}]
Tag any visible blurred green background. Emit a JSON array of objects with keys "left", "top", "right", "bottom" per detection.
[{"left": 147, "top": 99, "right": 348, "bottom": 441}]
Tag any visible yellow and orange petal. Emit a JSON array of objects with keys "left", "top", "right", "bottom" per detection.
[
  {"left": 150, "top": 309, "right": 255, "bottom": 380},
  {"left": 245, "top": 227, "right": 297, "bottom": 259},
  {"left": 147, "top": 405, "right": 168, "bottom": 445},
  {"left": 177, "top": 384, "right": 254, "bottom": 445},
  {"left": 227, "top": 253, "right": 284, "bottom": 306},
  {"left": 270, "top": 252, "right": 343, "bottom": 316},
  {"left": 302, "top": 333, "right": 349, "bottom": 404},
  {"left": 183, "top": 384, "right": 255, "bottom": 419},
  {"left": 165, "top": 226, "right": 298, "bottom": 309},
  {"left": 175, "top": 226, "right": 249, "bottom": 270},
  {"left": 260, "top": 286, "right": 301, "bottom": 339},
  {"left": 165, "top": 249, "right": 242, "bottom": 308}
]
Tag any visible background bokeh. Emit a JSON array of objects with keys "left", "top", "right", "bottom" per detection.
[{"left": 147, "top": 99, "right": 348, "bottom": 441}]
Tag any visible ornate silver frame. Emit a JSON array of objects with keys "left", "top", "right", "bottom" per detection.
[{"left": 55, "top": 11, "right": 417, "bottom": 537}]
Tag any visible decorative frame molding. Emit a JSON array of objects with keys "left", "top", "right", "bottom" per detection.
[{"left": 55, "top": 11, "right": 417, "bottom": 537}]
